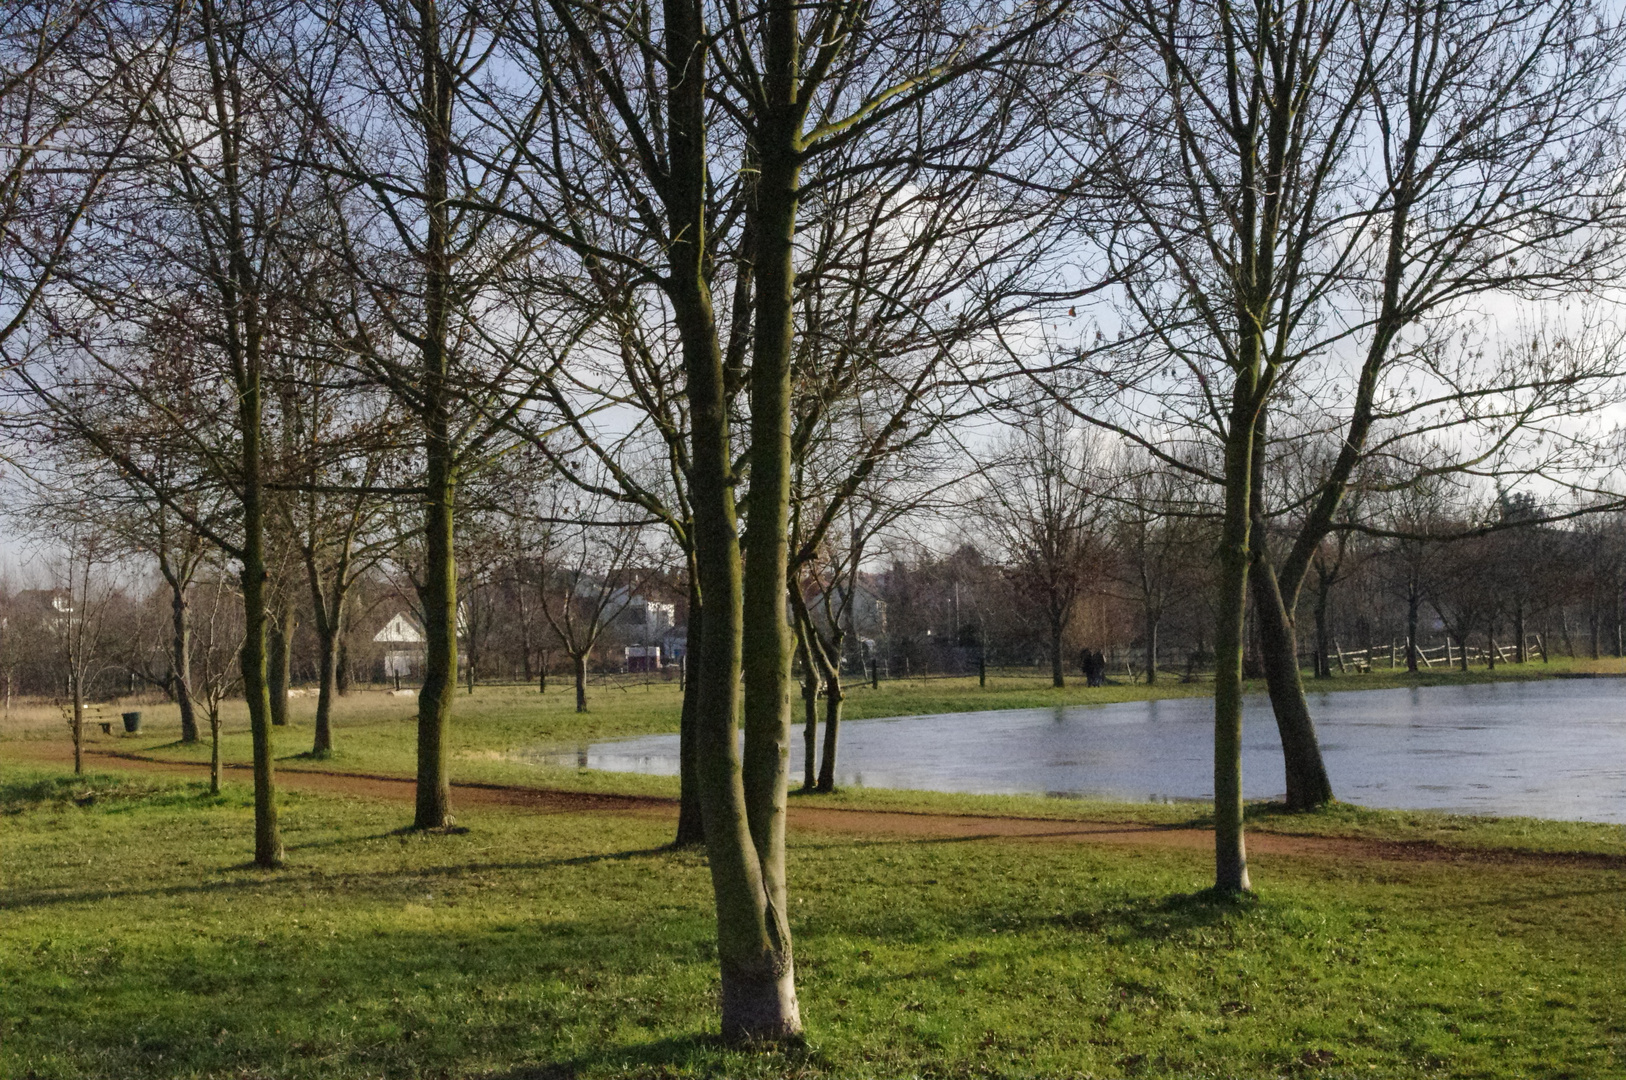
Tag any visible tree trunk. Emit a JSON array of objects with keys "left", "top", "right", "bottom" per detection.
[
  {"left": 415, "top": 439, "right": 457, "bottom": 829},
  {"left": 1049, "top": 609, "right": 1065, "bottom": 688},
  {"left": 312, "top": 622, "right": 337, "bottom": 756},
  {"left": 1615, "top": 581, "right": 1623, "bottom": 658},
  {"left": 1250, "top": 560, "right": 1334, "bottom": 809},
  {"left": 734, "top": 64, "right": 801, "bottom": 1035},
  {"left": 573, "top": 651, "right": 588, "bottom": 713},
  {"left": 1248, "top": 402, "right": 1334, "bottom": 811},
  {"left": 816, "top": 670, "right": 842, "bottom": 794},
  {"left": 1514, "top": 604, "right": 1526, "bottom": 663},
  {"left": 171, "top": 585, "right": 198, "bottom": 744},
  {"left": 1144, "top": 607, "right": 1158, "bottom": 686},
  {"left": 663, "top": 0, "right": 798, "bottom": 1038},
  {"left": 1212, "top": 374, "right": 1257, "bottom": 895},
  {"left": 797, "top": 621, "right": 817, "bottom": 792},
  {"left": 1458, "top": 633, "right": 1468, "bottom": 671},
  {"left": 71, "top": 679, "right": 83, "bottom": 775},
  {"left": 239, "top": 450, "right": 283, "bottom": 868},
  {"left": 1406, "top": 585, "right": 1420, "bottom": 673},
  {"left": 209, "top": 708, "right": 222, "bottom": 795},
  {"left": 268, "top": 604, "right": 292, "bottom": 727},
  {"left": 673, "top": 594, "right": 704, "bottom": 847},
  {"left": 412, "top": 0, "right": 456, "bottom": 832}
]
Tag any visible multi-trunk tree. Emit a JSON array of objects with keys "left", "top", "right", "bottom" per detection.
[{"left": 1062, "top": 0, "right": 1626, "bottom": 890}]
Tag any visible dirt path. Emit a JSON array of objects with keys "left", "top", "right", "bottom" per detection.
[{"left": 8, "top": 740, "right": 1623, "bottom": 870}]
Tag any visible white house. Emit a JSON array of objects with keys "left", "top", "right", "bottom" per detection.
[{"left": 374, "top": 612, "right": 426, "bottom": 678}]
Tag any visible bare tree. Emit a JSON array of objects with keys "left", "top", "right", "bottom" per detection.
[
  {"left": 12, "top": 0, "right": 346, "bottom": 866},
  {"left": 190, "top": 569, "right": 245, "bottom": 794},
  {"left": 1051, "top": 0, "right": 1626, "bottom": 888},
  {"left": 534, "top": 493, "right": 652, "bottom": 714},
  {"left": 1108, "top": 451, "right": 1211, "bottom": 686},
  {"left": 48, "top": 527, "right": 119, "bottom": 775},
  {"left": 976, "top": 414, "right": 1106, "bottom": 688},
  {"left": 290, "top": 0, "right": 565, "bottom": 831}
]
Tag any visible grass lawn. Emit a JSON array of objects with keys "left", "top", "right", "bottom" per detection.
[{"left": 2, "top": 766, "right": 1623, "bottom": 1079}]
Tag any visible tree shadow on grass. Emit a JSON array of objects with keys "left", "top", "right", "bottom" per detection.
[
  {"left": 1051, "top": 888, "right": 1260, "bottom": 942},
  {"left": 487, "top": 1033, "right": 827, "bottom": 1080},
  {"left": 1, "top": 843, "right": 679, "bottom": 911}
]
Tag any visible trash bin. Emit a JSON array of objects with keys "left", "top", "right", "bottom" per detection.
[{"left": 121, "top": 711, "right": 142, "bottom": 734}]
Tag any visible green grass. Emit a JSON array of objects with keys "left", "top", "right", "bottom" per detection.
[{"left": 2, "top": 763, "right": 1623, "bottom": 1079}]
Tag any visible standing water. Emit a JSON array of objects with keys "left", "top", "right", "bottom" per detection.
[{"left": 525, "top": 679, "right": 1626, "bottom": 823}]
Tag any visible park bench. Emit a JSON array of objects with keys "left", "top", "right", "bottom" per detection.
[{"left": 73, "top": 703, "right": 116, "bottom": 735}]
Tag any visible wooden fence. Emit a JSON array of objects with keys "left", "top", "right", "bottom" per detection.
[{"left": 1316, "top": 635, "right": 1546, "bottom": 673}]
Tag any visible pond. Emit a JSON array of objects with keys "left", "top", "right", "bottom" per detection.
[{"left": 528, "top": 678, "right": 1626, "bottom": 823}]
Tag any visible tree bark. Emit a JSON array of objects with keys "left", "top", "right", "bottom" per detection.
[
  {"left": 1405, "top": 580, "right": 1421, "bottom": 673},
  {"left": 1250, "top": 559, "right": 1334, "bottom": 809},
  {"left": 209, "top": 708, "right": 221, "bottom": 794},
  {"left": 198, "top": 0, "right": 280, "bottom": 867},
  {"left": 312, "top": 622, "right": 337, "bottom": 756},
  {"left": 238, "top": 398, "right": 283, "bottom": 868},
  {"left": 797, "top": 617, "right": 817, "bottom": 791},
  {"left": 734, "top": 32, "right": 801, "bottom": 1031},
  {"left": 1314, "top": 582, "right": 1332, "bottom": 679},
  {"left": 1144, "top": 607, "right": 1158, "bottom": 686},
  {"left": 1247, "top": 428, "right": 1333, "bottom": 810},
  {"left": 1212, "top": 376, "right": 1257, "bottom": 895},
  {"left": 268, "top": 602, "right": 292, "bottom": 727},
  {"left": 70, "top": 681, "right": 83, "bottom": 776},
  {"left": 815, "top": 669, "right": 842, "bottom": 794},
  {"left": 1050, "top": 601, "right": 1066, "bottom": 687},
  {"left": 573, "top": 651, "right": 588, "bottom": 713},
  {"left": 673, "top": 591, "right": 704, "bottom": 847},
  {"left": 663, "top": 0, "right": 797, "bottom": 1041},
  {"left": 171, "top": 584, "right": 198, "bottom": 744},
  {"left": 412, "top": 0, "right": 456, "bottom": 832}
]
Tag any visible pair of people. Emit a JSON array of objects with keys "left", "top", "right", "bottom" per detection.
[{"left": 1078, "top": 648, "right": 1107, "bottom": 687}]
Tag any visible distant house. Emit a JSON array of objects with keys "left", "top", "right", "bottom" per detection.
[
  {"left": 15, "top": 589, "right": 73, "bottom": 633},
  {"left": 625, "top": 644, "right": 661, "bottom": 673},
  {"left": 373, "top": 612, "right": 425, "bottom": 679}
]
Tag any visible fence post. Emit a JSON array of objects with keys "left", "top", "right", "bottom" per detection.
[
  {"left": 978, "top": 654, "right": 986, "bottom": 688},
  {"left": 871, "top": 660, "right": 879, "bottom": 690}
]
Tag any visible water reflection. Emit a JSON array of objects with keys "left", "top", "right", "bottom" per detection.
[{"left": 520, "top": 679, "right": 1626, "bottom": 823}]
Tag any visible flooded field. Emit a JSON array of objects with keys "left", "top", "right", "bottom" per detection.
[{"left": 529, "top": 678, "right": 1626, "bottom": 822}]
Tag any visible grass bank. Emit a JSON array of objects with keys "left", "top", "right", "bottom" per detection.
[
  {"left": 2, "top": 765, "right": 1622, "bottom": 1079},
  {"left": 8, "top": 652, "right": 1617, "bottom": 777}
]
